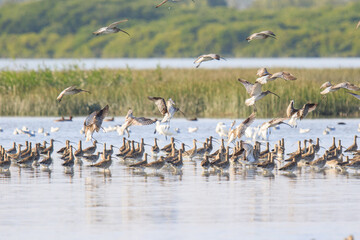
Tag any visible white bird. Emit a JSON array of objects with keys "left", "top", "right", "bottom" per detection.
[
  {"left": 215, "top": 122, "right": 228, "bottom": 138},
  {"left": 93, "top": 19, "right": 129, "bottom": 36},
  {"left": 246, "top": 30, "right": 276, "bottom": 42},
  {"left": 188, "top": 127, "right": 198, "bottom": 133},
  {"left": 50, "top": 127, "right": 60, "bottom": 133},
  {"left": 38, "top": 127, "right": 44, "bottom": 133},
  {"left": 148, "top": 96, "right": 185, "bottom": 125},
  {"left": 56, "top": 86, "right": 90, "bottom": 102},
  {"left": 193, "top": 54, "right": 226, "bottom": 68},
  {"left": 299, "top": 128, "right": 311, "bottom": 134},
  {"left": 154, "top": 121, "right": 175, "bottom": 140}
]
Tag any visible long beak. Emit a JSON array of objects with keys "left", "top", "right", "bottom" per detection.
[
  {"left": 220, "top": 57, "right": 226, "bottom": 61},
  {"left": 270, "top": 92, "right": 280, "bottom": 98},
  {"left": 120, "top": 29, "right": 130, "bottom": 37}
]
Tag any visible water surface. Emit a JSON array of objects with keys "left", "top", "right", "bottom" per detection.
[{"left": 0, "top": 117, "right": 359, "bottom": 240}]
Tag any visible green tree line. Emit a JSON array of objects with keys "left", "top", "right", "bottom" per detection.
[{"left": 0, "top": 0, "right": 359, "bottom": 58}]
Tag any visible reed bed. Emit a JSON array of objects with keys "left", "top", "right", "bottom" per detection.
[{"left": 0, "top": 67, "right": 359, "bottom": 118}]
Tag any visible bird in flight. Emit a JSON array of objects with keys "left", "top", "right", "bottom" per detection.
[
  {"left": 320, "top": 81, "right": 360, "bottom": 95},
  {"left": 246, "top": 31, "right": 276, "bottom": 42},
  {"left": 193, "top": 54, "right": 226, "bottom": 68},
  {"left": 148, "top": 96, "right": 185, "bottom": 124},
  {"left": 287, "top": 100, "right": 317, "bottom": 127},
  {"left": 237, "top": 78, "right": 279, "bottom": 110},
  {"left": 57, "top": 86, "right": 90, "bottom": 102},
  {"left": 155, "top": 0, "right": 195, "bottom": 8},
  {"left": 227, "top": 112, "right": 256, "bottom": 144},
  {"left": 84, "top": 105, "right": 109, "bottom": 141},
  {"left": 255, "top": 68, "right": 297, "bottom": 84},
  {"left": 118, "top": 109, "right": 157, "bottom": 137},
  {"left": 93, "top": 19, "right": 130, "bottom": 36}
]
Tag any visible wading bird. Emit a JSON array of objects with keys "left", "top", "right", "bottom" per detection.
[
  {"left": 193, "top": 54, "right": 225, "bottom": 68},
  {"left": 237, "top": 78, "right": 279, "bottom": 110},
  {"left": 246, "top": 30, "right": 276, "bottom": 42},
  {"left": 287, "top": 100, "right": 317, "bottom": 127},
  {"left": 84, "top": 105, "right": 109, "bottom": 141},
  {"left": 93, "top": 19, "right": 129, "bottom": 36},
  {"left": 57, "top": 86, "right": 90, "bottom": 102},
  {"left": 118, "top": 109, "right": 156, "bottom": 137}
]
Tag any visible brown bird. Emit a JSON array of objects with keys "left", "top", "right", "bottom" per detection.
[
  {"left": 320, "top": 81, "right": 360, "bottom": 95},
  {"left": 57, "top": 86, "right": 90, "bottom": 102},
  {"left": 287, "top": 100, "right": 318, "bottom": 127},
  {"left": 246, "top": 30, "right": 276, "bottom": 42},
  {"left": 84, "top": 105, "right": 109, "bottom": 141},
  {"left": 93, "top": 19, "right": 129, "bottom": 36},
  {"left": 227, "top": 112, "right": 256, "bottom": 144},
  {"left": 118, "top": 109, "right": 156, "bottom": 137},
  {"left": 193, "top": 54, "right": 226, "bottom": 68},
  {"left": 256, "top": 68, "right": 297, "bottom": 84}
]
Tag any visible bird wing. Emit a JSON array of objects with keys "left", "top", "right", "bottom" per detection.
[
  {"left": 260, "top": 30, "right": 276, "bottom": 36},
  {"left": 56, "top": 86, "right": 76, "bottom": 102},
  {"left": 84, "top": 111, "right": 98, "bottom": 127},
  {"left": 193, "top": 55, "right": 204, "bottom": 63},
  {"left": 155, "top": 0, "right": 169, "bottom": 8},
  {"left": 236, "top": 112, "right": 256, "bottom": 138},
  {"left": 237, "top": 78, "right": 254, "bottom": 95},
  {"left": 108, "top": 19, "right": 128, "bottom": 28},
  {"left": 320, "top": 87, "right": 333, "bottom": 95},
  {"left": 346, "top": 91, "right": 360, "bottom": 100},
  {"left": 251, "top": 83, "right": 262, "bottom": 96},
  {"left": 271, "top": 72, "right": 297, "bottom": 81},
  {"left": 320, "top": 81, "right": 332, "bottom": 89},
  {"left": 131, "top": 117, "right": 157, "bottom": 126},
  {"left": 148, "top": 96, "right": 167, "bottom": 115},
  {"left": 299, "top": 103, "right": 317, "bottom": 120},
  {"left": 286, "top": 100, "right": 299, "bottom": 118},
  {"left": 94, "top": 105, "right": 109, "bottom": 130},
  {"left": 343, "top": 82, "right": 360, "bottom": 91}
]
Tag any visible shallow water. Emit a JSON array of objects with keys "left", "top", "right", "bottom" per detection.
[
  {"left": 1, "top": 58, "right": 360, "bottom": 71},
  {"left": 0, "top": 117, "right": 359, "bottom": 240}
]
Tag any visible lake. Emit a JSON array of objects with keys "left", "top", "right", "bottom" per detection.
[
  {"left": 0, "top": 117, "right": 359, "bottom": 240},
  {"left": 1, "top": 58, "right": 360, "bottom": 71}
]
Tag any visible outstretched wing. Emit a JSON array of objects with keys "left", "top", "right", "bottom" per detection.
[
  {"left": 108, "top": 19, "right": 128, "bottom": 28},
  {"left": 236, "top": 112, "right": 256, "bottom": 138},
  {"left": 148, "top": 96, "right": 167, "bottom": 115},
  {"left": 271, "top": 72, "right": 297, "bottom": 81},
  {"left": 131, "top": 117, "right": 157, "bottom": 126},
  {"left": 238, "top": 78, "right": 254, "bottom": 95}
]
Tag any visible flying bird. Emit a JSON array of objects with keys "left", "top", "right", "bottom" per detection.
[
  {"left": 320, "top": 81, "right": 360, "bottom": 95},
  {"left": 148, "top": 96, "right": 185, "bottom": 124},
  {"left": 255, "top": 68, "right": 297, "bottom": 84},
  {"left": 118, "top": 109, "right": 156, "bottom": 137},
  {"left": 246, "top": 30, "right": 276, "bottom": 42},
  {"left": 193, "top": 54, "right": 226, "bottom": 68},
  {"left": 156, "top": 0, "right": 195, "bottom": 8},
  {"left": 227, "top": 112, "right": 256, "bottom": 144},
  {"left": 287, "top": 100, "right": 318, "bottom": 127},
  {"left": 93, "top": 19, "right": 130, "bottom": 36},
  {"left": 84, "top": 105, "right": 109, "bottom": 141},
  {"left": 57, "top": 86, "right": 90, "bottom": 102},
  {"left": 237, "top": 78, "right": 279, "bottom": 110}
]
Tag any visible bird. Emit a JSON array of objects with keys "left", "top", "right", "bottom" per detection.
[
  {"left": 56, "top": 86, "right": 90, "bottom": 102},
  {"left": 246, "top": 30, "right": 276, "bottom": 42},
  {"left": 287, "top": 100, "right": 318, "bottom": 127},
  {"left": 344, "top": 135, "right": 358, "bottom": 152},
  {"left": 237, "top": 78, "right": 279, "bottom": 109},
  {"left": 82, "top": 140, "right": 98, "bottom": 155},
  {"left": 90, "top": 155, "right": 112, "bottom": 171},
  {"left": 118, "top": 109, "right": 157, "bottom": 137},
  {"left": 255, "top": 68, "right": 297, "bottom": 84},
  {"left": 145, "top": 156, "right": 165, "bottom": 172},
  {"left": 259, "top": 117, "right": 292, "bottom": 138},
  {"left": 82, "top": 152, "right": 102, "bottom": 164},
  {"left": 39, "top": 151, "right": 52, "bottom": 169},
  {"left": 215, "top": 122, "right": 228, "bottom": 138},
  {"left": 155, "top": 0, "right": 195, "bottom": 8},
  {"left": 6, "top": 142, "right": 17, "bottom": 154},
  {"left": 193, "top": 54, "right": 226, "bottom": 68},
  {"left": 129, "top": 153, "right": 148, "bottom": 170},
  {"left": 227, "top": 112, "right": 256, "bottom": 144},
  {"left": 84, "top": 105, "right": 109, "bottom": 141},
  {"left": 320, "top": 81, "right": 360, "bottom": 95},
  {"left": 148, "top": 96, "right": 185, "bottom": 124},
  {"left": 93, "top": 19, "right": 130, "bottom": 36}
]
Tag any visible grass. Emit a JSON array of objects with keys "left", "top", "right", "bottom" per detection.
[{"left": 0, "top": 67, "right": 359, "bottom": 118}]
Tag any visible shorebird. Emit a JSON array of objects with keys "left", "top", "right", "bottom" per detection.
[
  {"left": 84, "top": 105, "right": 109, "bottom": 141},
  {"left": 57, "top": 140, "right": 70, "bottom": 154},
  {"left": 39, "top": 151, "right": 52, "bottom": 169},
  {"left": 201, "top": 155, "right": 211, "bottom": 171},
  {"left": 183, "top": 139, "right": 198, "bottom": 160},
  {"left": 129, "top": 153, "right": 148, "bottom": 170},
  {"left": 168, "top": 149, "right": 183, "bottom": 171},
  {"left": 154, "top": 121, "right": 175, "bottom": 140},
  {"left": 259, "top": 117, "right": 292, "bottom": 137},
  {"left": 148, "top": 96, "right": 185, "bottom": 124},
  {"left": 193, "top": 54, "right": 225, "bottom": 68},
  {"left": 237, "top": 78, "right": 279, "bottom": 109},
  {"left": 0, "top": 154, "right": 11, "bottom": 171},
  {"left": 83, "top": 152, "right": 102, "bottom": 164},
  {"left": 145, "top": 156, "right": 165, "bottom": 172},
  {"left": 320, "top": 81, "right": 360, "bottom": 95},
  {"left": 62, "top": 146, "right": 75, "bottom": 169},
  {"left": 6, "top": 142, "right": 17, "bottom": 154},
  {"left": 257, "top": 152, "right": 276, "bottom": 173},
  {"left": 93, "top": 19, "right": 129, "bottom": 36},
  {"left": 83, "top": 140, "right": 98, "bottom": 155},
  {"left": 279, "top": 158, "right": 297, "bottom": 174},
  {"left": 215, "top": 122, "right": 228, "bottom": 138},
  {"left": 118, "top": 109, "right": 156, "bottom": 137},
  {"left": 151, "top": 138, "right": 160, "bottom": 155},
  {"left": 246, "top": 30, "right": 276, "bottom": 42},
  {"left": 227, "top": 112, "right": 256, "bottom": 144},
  {"left": 344, "top": 135, "right": 358, "bottom": 152},
  {"left": 287, "top": 100, "right": 318, "bottom": 127},
  {"left": 90, "top": 155, "right": 112, "bottom": 171},
  {"left": 57, "top": 86, "right": 90, "bottom": 102},
  {"left": 309, "top": 152, "right": 328, "bottom": 170},
  {"left": 255, "top": 68, "right": 297, "bottom": 84}
]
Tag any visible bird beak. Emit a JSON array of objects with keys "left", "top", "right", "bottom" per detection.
[
  {"left": 270, "top": 92, "right": 280, "bottom": 98},
  {"left": 220, "top": 57, "right": 226, "bottom": 61}
]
